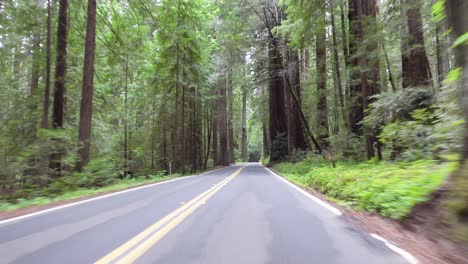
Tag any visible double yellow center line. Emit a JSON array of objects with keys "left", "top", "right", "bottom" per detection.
[{"left": 95, "top": 166, "right": 245, "bottom": 264}]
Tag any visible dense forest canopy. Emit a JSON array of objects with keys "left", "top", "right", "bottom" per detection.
[{"left": 0, "top": 0, "right": 467, "bottom": 239}]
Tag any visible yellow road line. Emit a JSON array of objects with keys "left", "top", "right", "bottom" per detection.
[{"left": 95, "top": 167, "right": 244, "bottom": 264}]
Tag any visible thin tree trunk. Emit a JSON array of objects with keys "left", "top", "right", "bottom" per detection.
[
  {"left": 401, "top": 0, "right": 432, "bottom": 89},
  {"left": 181, "top": 82, "right": 186, "bottom": 174},
  {"left": 38, "top": 0, "right": 53, "bottom": 178},
  {"left": 382, "top": 40, "right": 396, "bottom": 92},
  {"left": 316, "top": 3, "right": 329, "bottom": 145},
  {"left": 435, "top": 19, "right": 450, "bottom": 88},
  {"left": 227, "top": 70, "right": 235, "bottom": 163},
  {"left": 76, "top": 0, "right": 97, "bottom": 171},
  {"left": 212, "top": 90, "right": 219, "bottom": 166},
  {"left": 330, "top": 0, "right": 345, "bottom": 110},
  {"left": 172, "top": 1, "right": 181, "bottom": 173},
  {"left": 262, "top": 86, "right": 270, "bottom": 158},
  {"left": 288, "top": 48, "right": 306, "bottom": 150},
  {"left": 30, "top": 0, "right": 41, "bottom": 96},
  {"left": 204, "top": 108, "right": 212, "bottom": 169},
  {"left": 241, "top": 91, "right": 248, "bottom": 161},
  {"left": 123, "top": 64, "right": 129, "bottom": 176},
  {"left": 163, "top": 113, "right": 168, "bottom": 173},
  {"left": 41, "top": 0, "right": 52, "bottom": 129},
  {"left": 50, "top": 0, "right": 68, "bottom": 175},
  {"left": 219, "top": 77, "right": 229, "bottom": 166}
]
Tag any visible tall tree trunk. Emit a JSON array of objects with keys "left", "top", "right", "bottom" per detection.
[
  {"left": 30, "top": 0, "right": 41, "bottom": 96},
  {"left": 315, "top": 1, "right": 329, "bottom": 143},
  {"left": 181, "top": 82, "right": 186, "bottom": 174},
  {"left": 401, "top": 0, "right": 432, "bottom": 89},
  {"left": 39, "top": 0, "right": 53, "bottom": 178},
  {"left": 435, "top": 18, "right": 450, "bottom": 88},
  {"left": 41, "top": 0, "right": 52, "bottom": 129},
  {"left": 50, "top": 0, "right": 68, "bottom": 175},
  {"left": 262, "top": 86, "right": 270, "bottom": 158},
  {"left": 445, "top": 0, "right": 468, "bottom": 237},
  {"left": 288, "top": 48, "right": 306, "bottom": 150},
  {"left": 76, "top": 0, "right": 96, "bottom": 171},
  {"left": 446, "top": 0, "right": 467, "bottom": 159},
  {"left": 172, "top": 1, "right": 181, "bottom": 173},
  {"left": 340, "top": 0, "right": 350, "bottom": 109},
  {"left": 227, "top": 70, "right": 235, "bottom": 163},
  {"left": 330, "top": 0, "right": 345, "bottom": 112},
  {"left": 349, "top": 0, "right": 381, "bottom": 159},
  {"left": 204, "top": 108, "right": 212, "bottom": 169},
  {"left": 52, "top": 0, "right": 68, "bottom": 129},
  {"left": 241, "top": 91, "right": 248, "bottom": 161},
  {"left": 123, "top": 64, "right": 129, "bottom": 176},
  {"left": 316, "top": 3, "right": 329, "bottom": 145},
  {"left": 219, "top": 77, "right": 229, "bottom": 165},
  {"left": 212, "top": 90, "right": 219, "bottom": 166},
  {"left": 163, "top": 111, "right": 168, "bottom": 173},
  {"left": 348, "top": 0, "right": 364, "bottom": 134},
  {"left": 151, "top": 100, "right": 156, "bottom": 171},
  {"left": 172, "top": 46, "right": 180, "bottom": 173},
  {"left": 269, "top": 38, "right": 289, "bottom": 164}
]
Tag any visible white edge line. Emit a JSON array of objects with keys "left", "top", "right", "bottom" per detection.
[
  {"left": 370, "top": 234, "right": 419, "bottom": 264},
  {"left": 0, "top": 167, "right": 230, "bottom": 226},
  {"left": 264, "top": 167, "right": 342, "bottom": 216}
]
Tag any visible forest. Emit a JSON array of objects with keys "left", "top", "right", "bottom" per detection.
[{"left": 0, "top": 0, "right": 467, "bottom": 251}]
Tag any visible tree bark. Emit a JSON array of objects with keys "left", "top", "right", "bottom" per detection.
[
  {"left": 204, "top": 108, "right": 212, "bottom": 169},
  {"left": 288, "top": 48, "right": 306, "bottom": 150},
  {"left": 241, "top": 90, "right": 248, "bottom": 161},
  {"left": 316, "top": 3, "right": 329, "bottom": 145},
  {"left": 172, "top": 1, "right": 181, "bottom": 173},
  {"left": 348, "top": 0, "right": 381, "bottom": 159},
  {"left": 262, "top": 86, "right": 270, "bottom": 158},
  {"left": 219, "top": 77, "right": 229, "bottom": 166},
  {"left": 30, "top": 0, "right": 41, "bottom": 96},
  {"left": 76, "top": 0, "right": 97, "bottom": 171},
  {"left": 269, "top": 38, "right": 289, "bottom": 164},
  {"left": 52, "top": 0, "right": 68, "bottom": 129},
  {"left": 50, "top": 0, "right": 68, "bottom": 175},
  {"left": 446, "top": 0, "right": 468, "bottom": 159},
  {"left": 181, "top": 82, "right": 186, "bottom": 174},
  {"left": 41, "top": 0, "right": 52, "bottom": 129},
  {"left": 435, "top": 18, "right": 450, "bottom": 88},
  {"left": 212, "top": 89, "right": 219, "bottom": 166},
  {"left": 330, "top": 0, "right": 345, "bottom": 110},
  {"left": 401, "top": 0, "right": 432, "bottom": 89},
  {"left": 227, "top": 70, "right": 235, "bottom": 163}
]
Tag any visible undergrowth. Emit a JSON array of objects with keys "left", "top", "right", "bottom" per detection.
[
  {"left": 0, "top": 173, "right": 179, "bottom": 212},
  {"left": 273, "top": 156, "right": 458, "bottom": 219}
]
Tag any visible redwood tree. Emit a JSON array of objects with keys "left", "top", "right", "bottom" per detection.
[
  {"left": 50, "top": 0, "right": 69, "bottom": 174},
  {"left": 76, "top": 0, "right": 97, "bottom": 171},
  {"left": 401, "top": 0, "right": 431, "bottom": 89}
]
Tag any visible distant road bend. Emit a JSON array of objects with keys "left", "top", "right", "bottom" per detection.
[{"left": 0, "top": 163, "right": 409, "bottom": 264}]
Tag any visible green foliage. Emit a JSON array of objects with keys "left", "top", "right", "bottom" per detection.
[
  {"left": 274, "top": 157, "right": 457, "bottom": 219},
  {"left": 444, "top": 160, "right": 468, "bottom": 241},
  {"left": 0, "top": 172, "right": 175, "bottom": 212},
  {"left": 379, "top": 108, "right": 436, "bottom": 161}
]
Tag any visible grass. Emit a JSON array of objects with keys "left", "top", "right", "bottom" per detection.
[
  {"left": 273, "top": 156, "right": 459, "bottom": 219},
  {"left": 0, "top": 174, "right": 180, "bottom": 212}
]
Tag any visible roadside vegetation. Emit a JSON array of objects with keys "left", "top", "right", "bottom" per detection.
[
  {"left": 272, "top": 156, "right": 458, "bottom": 219},
  {"left": 0, "top": 160, "right": 180, "bottom": 212}
]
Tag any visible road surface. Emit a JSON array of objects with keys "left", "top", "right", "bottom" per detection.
[{"left": 0, "top": 163, "right": 409, "bottom": 264}]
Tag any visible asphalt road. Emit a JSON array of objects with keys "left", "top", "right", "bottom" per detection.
[{"left": 0, "top": 163, "right": 409, "bottom": 264}]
